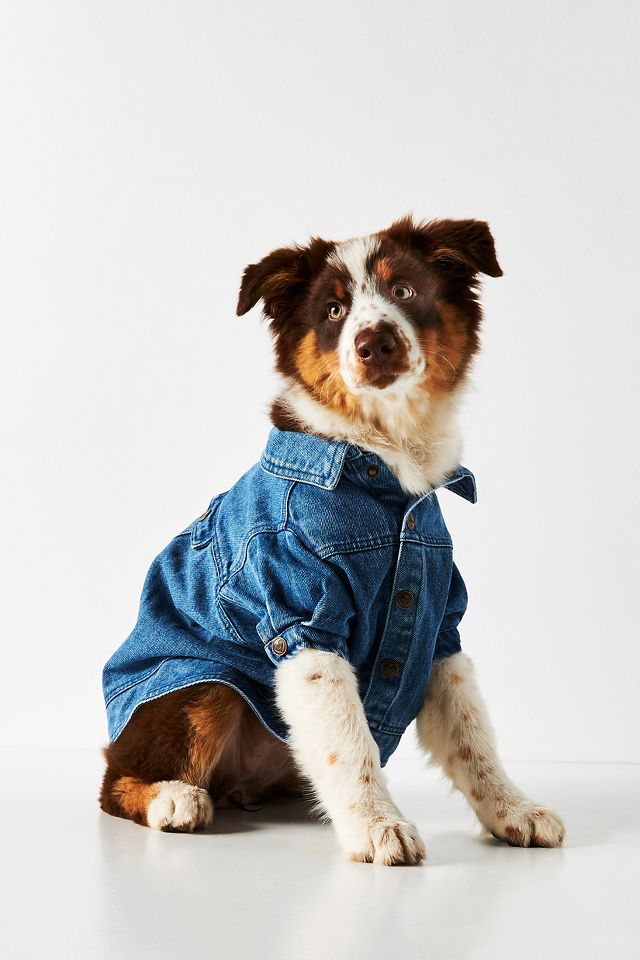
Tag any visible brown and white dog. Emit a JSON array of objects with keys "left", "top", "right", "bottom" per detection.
[{"left": 100, "top": 216, "right": 565, "bottom": 863}]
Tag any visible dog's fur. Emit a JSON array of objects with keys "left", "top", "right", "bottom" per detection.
[{"left": 100, "top": 216, "right": 565, "bottom": 862}]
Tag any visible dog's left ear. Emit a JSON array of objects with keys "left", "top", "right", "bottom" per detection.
[
  {"left": 382, "top": 215, "right": 503, "bottom": 278},
  {"left": 236, "top": 237, "right": 334, "bottom": 320}
]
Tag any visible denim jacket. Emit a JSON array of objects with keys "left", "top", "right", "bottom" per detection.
[{"left": 103, "top": 428, "right": 476, "bottom": 766}]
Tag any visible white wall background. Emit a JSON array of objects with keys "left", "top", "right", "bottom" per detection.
[{"left": 1, "top": 0, "right": 638, "bottom": 761}]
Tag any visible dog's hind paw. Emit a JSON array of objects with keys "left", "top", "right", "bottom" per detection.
[{"left": 147, "top": 780, "right": 213, "bottom": 832}]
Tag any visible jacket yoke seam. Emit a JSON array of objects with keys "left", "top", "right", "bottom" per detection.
[{"left": 216, "top": 480, "right": 294, "bottom": 587}]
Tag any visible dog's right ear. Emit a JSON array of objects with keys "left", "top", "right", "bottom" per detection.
[{"left": 236, "top": 238, "right": 333, "bottom": 320}]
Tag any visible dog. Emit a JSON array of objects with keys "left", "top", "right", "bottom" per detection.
[{"left": 100, "top": 215, "right": 565, "bottom": 864}]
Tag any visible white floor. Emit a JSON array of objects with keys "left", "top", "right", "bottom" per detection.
[{"left": 0, "top": 748, "right": 638, "bottom": 960}]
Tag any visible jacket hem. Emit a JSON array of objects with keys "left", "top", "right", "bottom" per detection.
[{"left": 107, "top": 676, "right": 289, "bottom": 746}]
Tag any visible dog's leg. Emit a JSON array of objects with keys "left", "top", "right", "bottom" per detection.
[
  {"left": 100, "top": 683, "right": 244, "bottom": 831},
  {"left": 275, "top": 648, "right": 425, "bottom": 865},
  {"left": 416, "top": 652, "right": 565, "bottom": 847}
]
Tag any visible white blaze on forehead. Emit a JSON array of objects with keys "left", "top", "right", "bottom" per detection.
[
  {"left": 327, "top": 234, "right": 381, "bottom": 297},
  {"left": 328, "top": 234, "right": 426, "bottom": 394}
]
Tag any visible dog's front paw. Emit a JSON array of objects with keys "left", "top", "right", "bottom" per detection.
[
  {"left": 345, "top": 816, "right": 426, "bottom": 865},
  {"left": 147, "top": 780, "right": 214, "bottom": 832},
  {"left": 488, "top": 798, "right": 565, "bottom": 848}
]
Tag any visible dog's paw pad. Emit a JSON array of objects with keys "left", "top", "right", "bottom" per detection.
[{"left": 147, "top": 781, "right": 213, "bottom": 832}]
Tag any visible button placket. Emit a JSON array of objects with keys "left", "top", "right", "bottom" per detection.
[
  {"left": 402, "top": 489, "right": 435, "bottom": 539},
  {"left": 363, "top": 540, "right": 423, "bottom": 726}
]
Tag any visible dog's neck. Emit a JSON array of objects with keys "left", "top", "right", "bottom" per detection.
[{"left": 273, "top": 377, "right": 465, "bottom": 495}]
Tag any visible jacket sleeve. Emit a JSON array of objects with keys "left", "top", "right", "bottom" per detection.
[
  {"left": 219, "top": 529, "right": 356, "bottom": 666},
  {"left": 433, "top": 560, "right": 468, "bottom": 661}
]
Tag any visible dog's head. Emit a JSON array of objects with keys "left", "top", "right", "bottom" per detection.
[{"left": 237, "top": 215, "right": 501, "bottom": 421}]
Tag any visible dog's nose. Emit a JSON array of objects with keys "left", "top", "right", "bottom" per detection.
[{"left": 355, "top": 328, "right": 397, "bottom": 366}]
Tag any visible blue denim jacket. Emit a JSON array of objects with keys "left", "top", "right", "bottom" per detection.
[{"left": 103, "top": 428, "right": 476, "bottom": 766}]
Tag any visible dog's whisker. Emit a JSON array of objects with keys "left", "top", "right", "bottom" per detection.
[{"left": 436, "top": 351, "right": 457, "bottom": 383}]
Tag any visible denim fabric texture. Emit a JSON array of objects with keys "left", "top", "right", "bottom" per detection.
[{"left": 103, "top": 427, "right": 476, "bottom": 766}]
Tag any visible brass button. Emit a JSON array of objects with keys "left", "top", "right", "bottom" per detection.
[
  {"left": 395, "top": 590, "right": 415, "bottom": 609},
  {"left": 272, "top": 636, "right": 288, "bottom": 656},
  {"left": 196, "top": 508, "right": 211, "bottom": 522},
  {"left": 406, "top": 513, "right": 416, "bottom": 531},
  {"left": 380, "top": 659, "right": 400, "bottom": 679},
  {"left": 366, "top": 465, "right": 379, "bottom": 477}
]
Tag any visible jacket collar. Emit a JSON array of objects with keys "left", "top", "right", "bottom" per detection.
[
  {"left": 260, "top": 427, "right": 352, "bottom": 490},
  {"left": 260, "top": 428, "right": 477, "bottom": 502}
]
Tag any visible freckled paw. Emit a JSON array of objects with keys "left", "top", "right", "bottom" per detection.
[
  {"left": 146, "top": 781, "right": 214, "bottom": 832},
  {"left": 350, "top": 819, "right": 426, "bottom": 866},
  {"left": 489, "top": 801, "right": 565, "bottom": 848}
]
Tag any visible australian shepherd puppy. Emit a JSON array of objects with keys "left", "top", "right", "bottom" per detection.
[{"left": 100, "top": 216, "right": 565, "bottom": 864}]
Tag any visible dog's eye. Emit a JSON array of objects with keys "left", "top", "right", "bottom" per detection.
[
  {"left": 392, "top": 284, "right": 415, "bottom": 301},
  {"left": 327, "top": 301, "right": 346, "bottom": 321}
]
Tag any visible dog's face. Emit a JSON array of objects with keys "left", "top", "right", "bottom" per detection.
[{"left": 237, "top": 216, "right": 501, "bottom": 418}]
